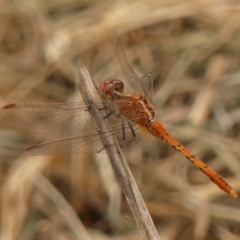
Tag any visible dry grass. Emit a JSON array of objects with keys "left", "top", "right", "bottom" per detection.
[{"left": 1, "top": 0, "right": 240, "bottom": 239}]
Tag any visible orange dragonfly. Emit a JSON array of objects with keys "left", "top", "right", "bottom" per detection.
[{"left": 0, "top": 40, "right": 238, "bottom": 198}]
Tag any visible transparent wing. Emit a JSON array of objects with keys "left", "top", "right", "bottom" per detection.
[
  {"left": 20, "top": 120, "right": 152, "bottom": 156},
  {"left": 139, "top": 72, "right": 153, "bottom": 105},
  {"left": 117, "top": 39, "right": 153, "bottom": 103},
  {"left": 0, "top": 40, "right": 155, "bottom": 155},
  {"left": 0, "top": 102, "right": 152, "bottom": 155},
  {"left": 0, "top": 102, "right": 104, "bottom": 137}
]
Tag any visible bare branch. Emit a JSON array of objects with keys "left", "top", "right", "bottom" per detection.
[{"left": 77, "top": 66, "right": 161, "bottom": 240}]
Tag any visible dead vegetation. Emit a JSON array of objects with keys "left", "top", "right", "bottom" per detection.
[{"left": 1, "top": 0, "right": 240, "bottom": 239}]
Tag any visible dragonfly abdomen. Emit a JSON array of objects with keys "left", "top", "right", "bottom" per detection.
[{"left": 148, "top": 120, "right": 238, "bottom": 198}]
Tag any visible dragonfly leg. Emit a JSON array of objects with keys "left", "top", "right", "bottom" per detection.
[
  {"left": 100, "top": 103, "right": 121, "bottom": 119},
  {"left": 96, "top": 141, "right": 123, "bottom": 153},
  {"left": 121, "top": 116, "right": 136, "bottom": 141},
  {"left": 85, "top": 104, "right": 120, "bottom": 119},
  {"left": 103, "top": 109, "right": 120, "bottom": 119},
  {"left": 96, "top": 118, "right": 136, "bottom": 153},
  {"left": 127, "top": 119, "right": 136, "bottom": 138},
  {"left": 122, "top": 117, "right": 126, "bottom": 141}
]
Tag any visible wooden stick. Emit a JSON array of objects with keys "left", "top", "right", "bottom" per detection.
[{"left": 77, "top": 66, "right": 161, "bottom": 240}]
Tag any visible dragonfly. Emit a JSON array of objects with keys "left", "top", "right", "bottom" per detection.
[{"left": 0, "top": 40, "right": 238, "bottom": 198}]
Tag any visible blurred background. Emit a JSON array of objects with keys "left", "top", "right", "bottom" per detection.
[{"left": 1, "top": 0, "right": 240, "bottom": 239}]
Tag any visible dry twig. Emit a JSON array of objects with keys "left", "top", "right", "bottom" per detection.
[{"left": 77, "top": 66, "right": 160, "bottom": 240}]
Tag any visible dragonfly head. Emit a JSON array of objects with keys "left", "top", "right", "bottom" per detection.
[{"left": 99, "top": 79, "right": 124, "bottom": 99}]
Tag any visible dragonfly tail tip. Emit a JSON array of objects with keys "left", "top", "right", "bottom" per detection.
[{"left": 230, "top": 190, "right": 238, "bottom": 198}]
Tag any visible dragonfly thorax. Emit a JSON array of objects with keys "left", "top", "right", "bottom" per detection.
[{"left": 117, "top": 93, "right": 155, "bottom": 129}]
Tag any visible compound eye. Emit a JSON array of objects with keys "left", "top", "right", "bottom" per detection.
[
  {"left": 99, "top": 81, "right": 114, "bottom": 97},
  {"left": 99, "top": 79, "right": 124, "bottom": 98},
  {"left": 111, "top": 79, "right": 124, "bottom": 93}
]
